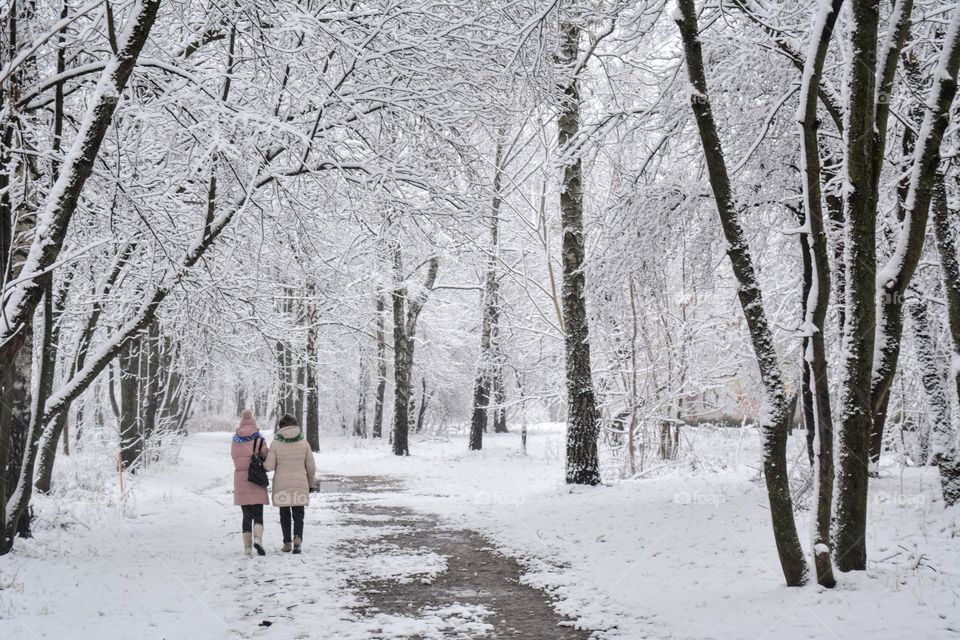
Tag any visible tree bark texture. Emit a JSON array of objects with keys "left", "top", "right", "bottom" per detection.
[
  {"left": 675, "top": 0, "right": 807, "bottom": 585},
  {"left": 558, "top": 18, "right": 601, "bottom": 486}
]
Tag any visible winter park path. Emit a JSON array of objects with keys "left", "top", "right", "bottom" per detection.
[
  {"left": 5, "top": 429, "right": 960, "bottom": 639},
  {"left": 0, "top": 433, "right": 592, "bottom": 640}
]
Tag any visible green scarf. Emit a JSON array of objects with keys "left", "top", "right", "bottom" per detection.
[{"left": 274, "top": 430, "right": 303, "bottom": 443}]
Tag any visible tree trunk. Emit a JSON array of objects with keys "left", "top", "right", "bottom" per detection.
[
  {"left": 294, "top": 358, "right": 305, "bottom": 427},
  {"left": 353, "top": 357, "right": 368, "bottom": 438},
  {"left": 119, "top": 337, "right": 142, "bottom": 472},
  {"left": 0, "top": 272, "right": 57, "bottom": 552},
  {"left": 931, "top": 174, "right": 960, "bottom": 506},
  {"left": 492, "top": 370, "right": 507, "bottom": 433},
  {"left": 799, "top": 233, "right": 815, "bottom": 466},
  {"left": 34, "top": 269, "right": 75, "bottom": 494},
  {"left": 870, "top": 9, "right": 960, "bottom": 464},
  {"left": 275, "top": 340, "right": 287, "bottom": 419},
  {"left": 176, "top": 393, "right": 194, "bottom": 435},
  {"left": 832, "top": 0, "right": 883, "bottom": 574},
  {"left": 906, "top": 296, "right": 949, "bottom": 463},
  {"left": 415, "top": 377, "right": 429, "bottom": 434},
  {"left": 658, "top": 422, "right": 675, "bottom": 460},
  {"left": 558, "top": 18, "right": 601, "bottom": 486},
  {"left": 675, "top": 0, "right": 807, "bottom": 586},
  {"left": 469, "top": 353, "right": 491, "bottom": 449},
  {"left": 0, "top": 316, "right": 33, "bottom": 553},
  {"left": 824, "top": 159, "right": 846, "bottom": 338},
  {"left": 372, "top": 293, "right": 387, "bottom": 439},
  {"left": 305, "top": 292, "right": 319, "bottom": 452},
  {"left": 141, "top": 320, "right": 160, "bottom": 447},
  {"left": 392, "top": 255, "right": 411, "bottom": 456},
  {"left": 0, "top": 0, "right": 36, "bottom": 551},
  {"left": 796, "top": 0, "right": 842, "bottom": 588},
  {"left": 933, "top": 176, "right": 960, "bottom": 413},
  {"left": 2, "top": 273, "right": 57, "bottom": 549},
  {"left": 391, "top": 248, "right": 439, "bottom": 456},
  {"left": 470, "top": 136, "right": 505, "bottom": 449},
  {"left": 160, "top": 338, "right": 180, "bottom": 424}
]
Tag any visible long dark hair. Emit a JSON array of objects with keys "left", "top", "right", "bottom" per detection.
[{"left": 278, "top": 414, "right": 299, "bottom": 428}]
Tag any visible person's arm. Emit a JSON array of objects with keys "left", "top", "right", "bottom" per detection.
[
  {"left": 264, "top": 442, "right": 277, "bottom": 472},
  {"left": 305, "top": 445, "right": 317, "bottom": 489}
]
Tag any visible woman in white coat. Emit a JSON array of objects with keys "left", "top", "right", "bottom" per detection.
[{"left": 264, "top": 414, "right": 316, "bottom": 553}]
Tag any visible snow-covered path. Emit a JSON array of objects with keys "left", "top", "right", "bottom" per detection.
[
  {"left": 4, "top": 426, "right": 960, "bottom": 639},
  {"left": 1, "top": 433, "right": 349, "bottom": 638},
  {"left": 0, "top": 433, "right": 589, "bottom": 639}
]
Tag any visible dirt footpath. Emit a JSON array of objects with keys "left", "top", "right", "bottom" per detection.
[{"left": 321, "top": 476, "right": 593, "bottom": 639}]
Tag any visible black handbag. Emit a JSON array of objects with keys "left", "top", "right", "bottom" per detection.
[{"left": 247, "top": 436, "right": 269, "bottom": 488}]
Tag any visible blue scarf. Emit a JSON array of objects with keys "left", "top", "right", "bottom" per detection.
[{"left": 233, "top": 431, "right": 261, "bottom": 443}]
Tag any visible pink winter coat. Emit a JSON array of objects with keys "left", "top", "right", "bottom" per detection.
[{"left": 231, "top": 412, "right": 270, "bottom": 506}]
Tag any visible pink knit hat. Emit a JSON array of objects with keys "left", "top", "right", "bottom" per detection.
[{"left": 238, "top": 409, "right": 258, "bottom": 431}]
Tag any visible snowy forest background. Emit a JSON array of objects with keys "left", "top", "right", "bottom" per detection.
[{"left": 3, "top": 0, "right": 960, "bottom": 610}]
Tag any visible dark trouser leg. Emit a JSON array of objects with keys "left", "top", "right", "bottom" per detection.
[
  {"left": 241, "top": 505, "right": 254, "bottom": 533},
  {"left": 292, "top": 506, "right": 304, "bottom": 539},
  {"left": 279, "top": 506, "right": 292, "bottom": 543},
  {"left": 250, "top": 504, "right": 264, "bottom": 526}
]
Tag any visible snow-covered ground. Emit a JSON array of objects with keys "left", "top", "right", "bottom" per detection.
[{"left": 2, "top": 423, "right": 958, "bottom": 639}]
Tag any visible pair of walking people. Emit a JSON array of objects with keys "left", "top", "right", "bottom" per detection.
[{"left": 231, "top": 410, "right": 317, "bottom": 555}]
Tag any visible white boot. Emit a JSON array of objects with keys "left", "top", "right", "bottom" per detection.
[
  {"left": 242, "top": 532, "right": 253, "bottom": 555},
  {"left": 253, "top": 524, "right": 266, "bottom": 556}
]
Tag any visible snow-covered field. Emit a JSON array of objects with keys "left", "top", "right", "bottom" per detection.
[{"left": 2, "top": 423, "right": 958, "bottom": 639}]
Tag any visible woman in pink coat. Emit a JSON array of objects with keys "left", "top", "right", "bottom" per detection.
[{"left": 231, "top": 409, "right": 270, "bottom": 555}]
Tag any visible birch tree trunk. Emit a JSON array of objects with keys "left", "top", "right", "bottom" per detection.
[
  {"left": 305, "top": 291, "right": 319, "bottom": 452},
  {"left": 558, "top": 17, "right": 600, "bottom": 486},
  {"left": 675, "top": 0, "right": 807, "bottom": 586},
  {"left": 372, "top": 293, "right": 387, "bottom": 439},
  {"left": 469, "top": 138, "right": 505, "bottom": 450},
  {"left": 353, "top": 357, "right": 368, "bottom": 438},
  {"left": 492, "top": 370, "right": 507, "bottom": 433},
  {"left": 391, "top": 249, "right": 439, "bottom": 456}
]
